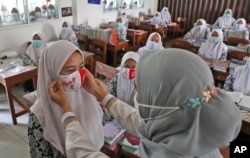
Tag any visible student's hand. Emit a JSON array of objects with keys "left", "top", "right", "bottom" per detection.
[
  {"left": 82, "top": 70, "right": 108, "bottom": 102},
  {"left": 48, "top": 80, "right": 72, "bottom": 113}
]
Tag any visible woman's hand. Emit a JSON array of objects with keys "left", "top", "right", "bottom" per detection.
[
  {"left": 82, "top": 70, "right": 108, "bottom": 102},
  {"left": 48, "top": 80, "right": 72, "bottom": 113}
]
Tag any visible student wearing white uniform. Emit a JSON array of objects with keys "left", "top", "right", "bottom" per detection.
[
  {"left": 224, "top": 58, "right": 250, "bottom": 95},
  {"left": 28, "top": 40, "right": 104, "bottom": 158},
  {"left": 183, "top": 19, "right": 210, "bottom": 41},
  {"left": 48, "top": 48, "right": 241, "bottom": 158},
  {"left": 107, "top": 51, "right": 139, "bottom": 106},
  {"left": 150, "top": 12, "right": 166, "bottom": 28},
  {"left": 160, "top": 7, "right": 171, "bottom": 25},
  {"left": 213, "top": 9, "right": 236, "bottom": 30},
  {"left": 121, "top": 11, "right": 129, "bottom": 28},
  {"left": 60, "top": 21, "right": 79, "bottom": 47},
  {"left": 24, "top": 31, "right": 47, "bottom": 66},
  {"left": 137, "top": 32, "right": 164, "bottom": 56},
  {"left": 115, "top": 17, "right": 127, "bottom": 40},
  {"left": 198, "top": 29, "right": 228, "bottom": 60},
  {"left": 232, "top": 18, "right": 249, "bottom": 40}
]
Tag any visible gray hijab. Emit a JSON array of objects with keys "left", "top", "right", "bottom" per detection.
[{"left": 135, "top": 48, "right": 242, "bottom": 158}]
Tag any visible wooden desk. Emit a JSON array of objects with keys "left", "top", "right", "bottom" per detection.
[
  {"left": 83, "top": 51, "right": 95, "bottom": 74},
  {"left": 240, "top": 110, "right": 250, "bottom": 135},
  {"left": 107, "top": 40, "right": 128, "bottom": 67},
  {"left": 0, "top": 66, "right": 37, "bottom": 125},
  {"left": 135, "top": 31, "right": 148, "bottom": 48}
]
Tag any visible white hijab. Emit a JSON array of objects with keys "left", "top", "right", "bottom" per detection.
[
  {"left": 199, "top": 29, "right": 228, "bottom": 60},
  {"left": 192, "top": 19, "right": 208, "bottom": 39},
  {"left": 160, "top": 7, "right": 171, "bottom": 24},
  {"left": 138, "top": 32, "right": 164, "bottom": 56},
  {"left": 234, "top": 18, "right": 247, "bottom": 31},
  {"left": 60, "top": 21, "right": 74, "bottom": 40},
  {"left": 117, "top": 51, "right": 139, "bottom": 106},
  {"left": 25, "top": 31, "right": 47, "bottom": 65},
  {"left": 219, "top": 9, "right": 235, "bottom": 29},
  {"left": 233, "top": 58, "right": 250, "bottom": 95},
  {"left": 31, "top": 40, "right": 104, "bottom": 154}
]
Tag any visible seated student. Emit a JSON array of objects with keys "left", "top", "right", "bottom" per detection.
[
  {"left": 223, "top": 58, "right": 250, "bottom": 95},
  {"left": 232, "top": 18, "right": 249, "bottom": 40},
  {"left": 23, "top": 31, "right": 47, "bottom": 66},
  {"left": 107, "top": 51, "right": 139, "bottom": 106},
  {"left": 213, "top": 9, "right": 236, "bottom": 30},
  {"left": 137, "top": 32, "right": 164, "bottom": 56},
  {"left": 183, "top": 19, "right": 210, "bottom": 42},
  {"left": 198, "top": 29, "right": 228, "bottom": 60},
  {"left": 34, "top": 7, "right": 42, "bottom": 19},
  {"left": 28, "top": 40, "right": 104, "bottom": 158},
  {"left": 121, "top": 11, "right": 129, "bottom": 28},
  {"left": 160, "top": 7, "right": 171, "bottom": 25},
  {"left": 60, "top": 21, "right": 79, "bottom": 47},
  {"left": 48, "top": 48, "right": 242, "bottom": 158},
  {"left": 115, "top": 17, "right": 127, "bottom": 41},
  {"left": 150, "top": 12, "right": 166, "bottom": 28},
  {"left": 47, "top": 4, "right": 56, "bottom": 19}
]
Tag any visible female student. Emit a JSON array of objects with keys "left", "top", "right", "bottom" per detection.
[
  {"left": 115, "top": 17, "right": 127, "bottom": 40},
  {"left": 150, "top": 12, "right": 166, "bottom": 28},
  {"left": 213, "top": 9, "right": 236, "bottom": 30},
  {"left": 223, "top": 58, "right": 250, "bottom": 95},
  {"left": 183, "top": 19, "right": 210, "bottom": 41},
  {"left": 137, "top": 32, "right": 164, "bottom": 56},
  {"left": 23, "top": 31, "right": 47, "bottom": 66},
  {"left": 198, "top": 29, "right": 228, "bottom": 60},
  {"left": 121, "top": 11, "right": 129, "bottom": 28},
  {"left": 160, "top": 7, "right": 171, "bottom": 25},
  {"left": 232, "top": 18, "right": 249, "bottom": 40},
  {"left": 60, "top": 21, "right": 79, "bottom": 47},
  {"left": 107, "top": 51, "right": 139, "bottom": 106},
  {"left": 28, "top": 40, "right": 104, "bottom": 157},
  {"left": 48, "top": 48, "right": 242, "bottom": 158}
]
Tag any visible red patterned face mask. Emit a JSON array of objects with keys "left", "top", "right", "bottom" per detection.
[
  {"left": 122, "top": 68, "right": 136, "bottom": 80},
  {"left": 59, "top": 68, "right": 86, "bottom": 91}
]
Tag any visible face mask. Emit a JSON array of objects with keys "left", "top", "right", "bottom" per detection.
[
  {"left": 196, "top": 25, "right": 204, "bottom": 30},
  {"left": 133, "top": 93, "right": 180, "bottom": 121},
  {"left": 209, "top": 36, "right": 219, "bottom": 43},
  {"left": 59, "top": 68, "right": 86, "bottom": 91},
  {"left": 32, "top": 40, "right": 42, "bottom": 48},
  {"left": 35, "top": 12, "right": 41, "bottom": 18},
  {"left": 29, "top": 16, "right": 35, "bottom": 20},
  {"left": 224, "top": 13, "right": 231, "bottom": 19},
  {"left": 48, "top": 9, "right": 56, "bottom": 15},
  {"left": 154, "top": 16, "right": 160, "bottom": 20},
  {"left": 62, "top": 27, "right": 70, "bottom": 33},
  {"left": 115, "top": 22, "right": 122, "bottom": 29},
  {"left": 235, "top": 23, "right": 244, "bottom": 30},
  {"left": 122, "top": 68, "right": 136, "bottom": 80},
  {"left": 147, "top": 40, "right": 160, "bottom": 50}
]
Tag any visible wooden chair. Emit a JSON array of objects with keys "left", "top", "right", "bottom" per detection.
[
  {"left": 77, "top": 34, "right": 89, "bottom": 51},
  {"left": 227, "top": 37, "right": 249, "bottom": 46},
  {"left": 170, "top": 38, "right": 192, "bottom": 51},
  {"left": 126, "top": 29, "right": 137, "bottom": 51},
  {"left": 173, "top": 17, "right": 187, "bottom": 38},
  {"left": 128, "top": 22, "right": 136, "bottom": 29},
  {"left": 95, "top": 61, "right": 119, "bottom": 80},
  {"left": 137, "top": 24, "right": 153, "bottom": 37},
  {"left": 90, "top": 38, "right": 107, "bottom": 64},
  {"left": 227, "top": 50, "right": 250, "bottom": 60}
]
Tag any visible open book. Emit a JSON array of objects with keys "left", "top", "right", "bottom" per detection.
[
  {"left": 238, "top": 95, "right": 250, "bottom": 112},
  {"left": 226, "top": 91, "right": 243, "bottom": 103}
]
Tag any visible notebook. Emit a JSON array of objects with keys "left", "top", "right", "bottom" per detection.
[{"left": 239, "top": 95, "right": 250, "bottom": 112}]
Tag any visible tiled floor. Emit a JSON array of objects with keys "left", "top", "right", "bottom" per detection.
[{"left": 0, "top": 85, "right": 30, "bottom": 158}]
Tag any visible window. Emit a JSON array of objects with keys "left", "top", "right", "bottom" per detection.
[
  {"left": 102, "top": 0, "right": 118, "bottom": 13},
  {"left": 0, "top": 0, "right": 59, "bottom": 28}
]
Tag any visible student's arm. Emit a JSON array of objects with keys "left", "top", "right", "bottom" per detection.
[
  {"left": 244, "top": 29, "right": 249, "bottom": 40},
  {"left": 223, "top": 73, "right": 235, "bottom": 91},
  {"left": 219, "top": 46, "right": 228, "bottom": 60},
  {"left": 102, "top": 94, "right": 144, "bottom": 136},
  {"left": 183, "top": 29, "right": 194, "bottom": 40},
  {"left": 23, "top": 46, "right": 35, "bottom": 65},
  {"left": 119, "top": 26, "right": 127, "bottom": 40},
  {"left": 62, "top": 112, "right": 109, "bottom": 158},
  {"left": 205, "top": 28, "right": 211, "bottom": 40},
  {"left": 107, "top": 75, "right": 118, "bottom": 97},
  {"left": 213, "top": 18, "right": 221, "bottom": 29}
]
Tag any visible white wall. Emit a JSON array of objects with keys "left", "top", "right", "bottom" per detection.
[{"left": 0, "top": 0, "right": 157, "bottom": 56}]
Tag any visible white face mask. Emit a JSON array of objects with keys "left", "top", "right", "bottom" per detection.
[
  {"left": 62, "top": 27, "right": 70, "bottom": 33},
  {"left": 133, "top": 93, "right": 181, "bottom": 121},
  {"left": 122, "top": 67, "right": 136, "bottom": 80},
  {"left": 59, "top": 68, "right": 86, "bottom": 91},
  {"left": 147, "top": 41, "right": 160, "bottom": 50}
]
